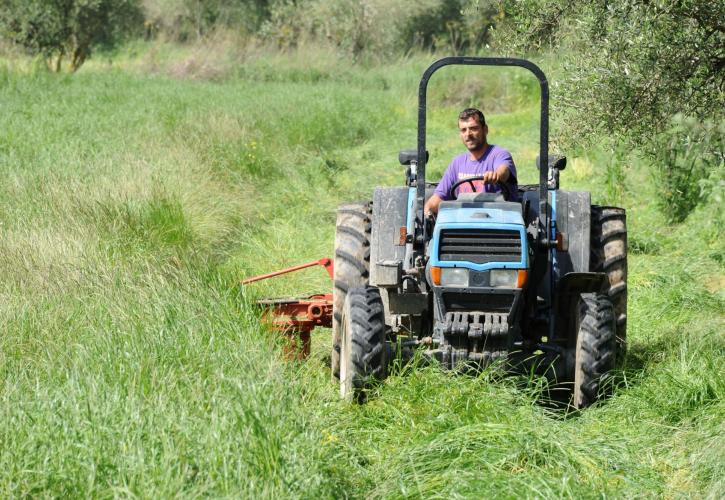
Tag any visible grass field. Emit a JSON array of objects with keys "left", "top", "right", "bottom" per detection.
[{"left": 0, "top": 47, "right": 723, "bottom": 497}]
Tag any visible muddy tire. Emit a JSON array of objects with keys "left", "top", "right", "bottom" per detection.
[
  {"left": 331, "top": 202, "right": 372, "bottom": 379},
  {"left": 573, "top": 293, "right": 617, "bottom": 409},
  {"left": 591, "top": 205, "right": 627, "bottom": 353},
  {"left": 339, "top": 286, "right": 387, "bottom": 402}
]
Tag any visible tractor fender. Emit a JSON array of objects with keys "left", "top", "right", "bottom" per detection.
[
  {"left": 521, "top": 189, "right": 591, "bottom": 275},
  {"left": 370, "top": 187, "right": 436, "bottom": 320},
  {"left": 370, "top": 186, "right": 436, "bottom": 287},
  {"left": 370, "top": 187, "right": 409, "bottom": 288},
  {"left": 554, "top": 190, "right": 592, "bottom": 274}
]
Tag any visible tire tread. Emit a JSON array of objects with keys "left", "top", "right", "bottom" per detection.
[
  {"left": 341, "top": 286, "right": 387, "bottom": 402},
  {"left": 591, "top": 205, "right": 628, "bottom": 353},
  {"left": 574, "top": 294, "right": 617, "bottom": 408}
]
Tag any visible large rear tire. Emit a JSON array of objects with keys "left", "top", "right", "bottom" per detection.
[
  {"left": 573, "top": 293, "right": 617, "bottom": 409},
  {"left": 591, "top": 205, "right": 627, "bottom": 353},
  {"left": 331, "top": 202, "right": 372, "bottom": 379},
  {"left": 339, "top": 286, "right": 387, "bottom": 402}
]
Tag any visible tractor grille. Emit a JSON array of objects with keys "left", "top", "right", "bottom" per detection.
[
  {"left": 443, "top": 292, "right": 514, "bottom": 312},
  {"left": 439, "top": 229, "right": 521, "bottom": 264}
]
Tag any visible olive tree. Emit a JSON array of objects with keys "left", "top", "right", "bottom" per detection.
[
  {"left": 496, "top": 0, "right": 724, "bottom": 219},
  {"left": 0, "top": 0, "right": 143, "bottom": 71}
]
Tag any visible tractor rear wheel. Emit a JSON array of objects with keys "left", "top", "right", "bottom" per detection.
[
  {"left": 591, "top": 205, "right": 628, "bottom": 354},
  {"left": 331, "top": 202, "right": 372, "bottom": 379},
  {"left": 573, "top": 293, "right": 617, "bottom": 409},
  {"left": 339, "top": 286, "right": 387, "bottom": 402}
]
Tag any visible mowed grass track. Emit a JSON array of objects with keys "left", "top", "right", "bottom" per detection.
[{"left": 0, "top": 54, "right": 723, "bottom": 497}]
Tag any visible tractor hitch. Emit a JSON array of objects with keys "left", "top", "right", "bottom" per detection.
[
  {"left": 241, "top": 257, "right": 334, "bottom": 284},
  {"left": 241, "top": 258, "right": 334, "bottom": 359}
]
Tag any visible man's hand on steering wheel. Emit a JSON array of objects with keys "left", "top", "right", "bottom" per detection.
[
  {"left": 481, "top": 170, "right": 504, "bottom": 185},
  {"left": 447, "top": 174, "right": 513, "bottom": 201}
]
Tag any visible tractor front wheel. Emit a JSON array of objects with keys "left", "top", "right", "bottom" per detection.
[
  {"left": 573, "top": 293, "right": 617, "bottom": 409},
  {"left": 339, "top": 286, "right": 387, "bottom": 402}
]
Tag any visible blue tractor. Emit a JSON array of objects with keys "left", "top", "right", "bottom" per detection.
[{"left": 331, "top": 58, "right": 627, "bottom": 408}]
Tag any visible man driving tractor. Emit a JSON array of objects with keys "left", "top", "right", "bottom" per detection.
[{"left": 424, "top": 108, "right": 518, "bottom": 217}]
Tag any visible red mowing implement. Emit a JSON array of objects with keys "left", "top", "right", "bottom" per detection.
[{"left": 241, "top": 258, "right": 334, "bottom": 359}]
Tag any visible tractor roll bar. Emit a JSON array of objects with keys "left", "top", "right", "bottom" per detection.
[{"left": 416, "top": 57, "right": 550, "bottom": 248}]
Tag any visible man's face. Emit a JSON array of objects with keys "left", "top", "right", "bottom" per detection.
[{"left": 458, "top": 116, "right": 487, "bottom": 153}]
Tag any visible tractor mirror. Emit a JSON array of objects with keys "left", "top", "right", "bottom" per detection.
[
  {"left": 399, "top": 149, "right": 429, "bottom": 166},
  {"left": 536, "top": 155, "right": 567, "bottom": 171}
]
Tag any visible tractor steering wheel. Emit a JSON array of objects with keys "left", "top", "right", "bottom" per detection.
[{"left": 447, "top": 175, "right": 513, "bottom": 201}]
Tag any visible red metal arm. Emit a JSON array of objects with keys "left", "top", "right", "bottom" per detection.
[{"left": 241, "top": 258, "right": 334, "bottom": 285}]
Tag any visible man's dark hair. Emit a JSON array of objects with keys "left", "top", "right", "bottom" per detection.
[{"left": 458, "top": 108, "right": 486, "bottom": 127}]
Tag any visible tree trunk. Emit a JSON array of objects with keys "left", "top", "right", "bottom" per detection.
[
  {"left": 54, "top": 51, "right": 63, "bottom": 72},
  {"left": 70, "top": 36, "right": 89, "bottom": 73}
]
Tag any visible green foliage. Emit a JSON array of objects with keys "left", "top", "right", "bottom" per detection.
[
  {"left": 261, "top": 0, "right": 504, "bottom": 59},
  {"left": 499, "top": 0, "right": 724, "bottom": 142},
  {"left": 0, "top": 0, "right": 143, "bottom": 71},
  {"left": 603, "top": 147, "right": 628, "bottom": 205},
  {"left": 398, "top": 0, "right": 503, "bottom": 54},
  {"left": 495, "top": 0, "right": 725, "bottom": 219},
  {"left": 651, "top": 114, "right": 725, "bottom": 223},
  {"left": 141, "top": 0, "right": 270, "bottom": 41}
]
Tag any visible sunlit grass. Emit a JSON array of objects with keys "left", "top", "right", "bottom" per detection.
[{"left": 0, "top": 47, "right": 722, "bottom": 497}]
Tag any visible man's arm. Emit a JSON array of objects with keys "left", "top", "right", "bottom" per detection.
[
  {"left": 482, "top": 164, "right": 511, "bottom": 184},
  {"left": 486, "top": 149, "right": 517, "bottom": 186},
  {"left": 426, "top": 163, "right": 509, "bottom": 216},
  {"left": 424, "top": 194, "right": 443, "bottom": 217}
]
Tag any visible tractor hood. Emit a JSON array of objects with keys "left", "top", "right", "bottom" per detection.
[
  {"left": 429, "top": 204, "right": 528, "bottom": 271},
  {"left": 436, "top": 205, "right": 525, "bottom": 226}
]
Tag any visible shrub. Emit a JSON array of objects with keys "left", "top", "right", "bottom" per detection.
[
  {"left": 260, "top": 0, "right": 503, "bottom": 59},
  {"left": 141, "top": 0, "right": 270, "bottom": 42},
  {"left": 651, "top": 115, "right": 724, "bottom": 223},
  {"left": 497, "top": 0, "right": 723, "bottom": 146},
  {"left": 494, "top": 0, "right": 725, "bottom": 219},
  {"left": 397, "top": 0, "right": 494, "bottom": 55},
  {"left": 0, "top": 0, "right": 143, "bottom": 71}
]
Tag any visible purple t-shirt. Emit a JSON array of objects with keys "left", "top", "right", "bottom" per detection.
[{"left": 434, "top": 145, "right": 518, "bottom": 201}]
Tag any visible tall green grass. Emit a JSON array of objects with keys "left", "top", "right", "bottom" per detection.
[{"left": 0, "top": 48, "right": 722, "bottom": 497}]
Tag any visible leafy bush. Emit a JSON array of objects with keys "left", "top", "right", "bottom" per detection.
[
  {"left": 0, "top": 0, "right": 143, "bottom": 71},
  {"left": 141, "top": 0, "right": 270, "bottom": 41},
  {"left": 495, "top": 0, "right": 725, "bottom": 220},
  {"left": 499, "top": 0, "right": 723, "bottom": 143},
  {"left": 398, "top": 0, "right": 502, "bottom": 54},
  {"left": 261, "top": 0, "right": 503, "bottom": 59},
  {"left": 651, "top": 115, "right": 724, "bottom": 223}
]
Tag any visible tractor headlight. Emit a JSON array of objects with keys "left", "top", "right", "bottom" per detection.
[
  {"left": 440, "top": 268, "right": 469, "bottom": 287},
  {"left": 490, "top": 269, "right": 518, "bottom": 288}
]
